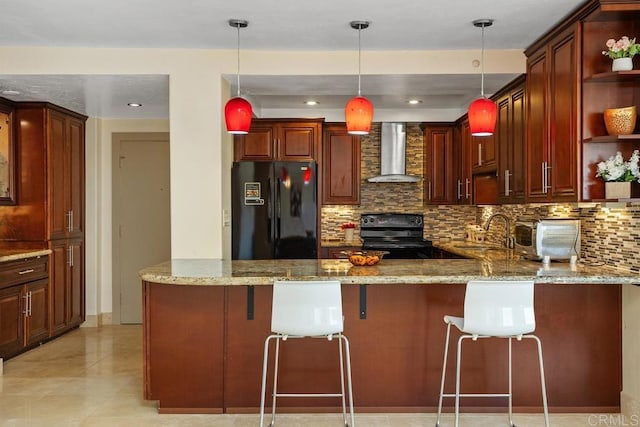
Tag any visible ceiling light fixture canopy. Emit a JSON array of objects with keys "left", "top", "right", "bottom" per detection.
[
  {"left": 225, "top": 19, "right": 252, "bottom": 135},
  {"left": 468, "top": 18, "right": 497, "bottom": 137},
  {"left": 345, "top": 20, "right": 373, "bottom": 135}
]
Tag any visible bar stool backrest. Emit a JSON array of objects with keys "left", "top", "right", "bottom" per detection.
[
  {"left": 463, "top": 280, "right": 536, "bottom": 337},
  {"left": 271, "top": 280, "right": 344, "bottom": 336}
]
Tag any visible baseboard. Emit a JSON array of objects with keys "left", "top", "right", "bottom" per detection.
[
  {"left": 79, "top": 312, "right": 113, "bottom": 328},
  {"left": 621, "top": 391, "right": 640, "bottom": 421}
]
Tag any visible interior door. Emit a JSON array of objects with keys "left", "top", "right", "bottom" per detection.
[{"left": 113, "top": 133, "right": 170, "bottom": 324}]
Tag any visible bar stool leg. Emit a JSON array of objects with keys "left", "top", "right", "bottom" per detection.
[
  {"left": 436, "top": 322, "right": 452, "bottom": 427},
  {"left": 455, "top": 336, "right": 468, "bottom": 427},
  {"left": 269, "top": 336, "right": 282, "bottom": 426},
  {"left": 531, "top": 335, "right": 550, "bottom": 427},
  {"left": 508, "top": 337, "right": 514, "bottom": 427},
  {"left": 338, "top": 335, "right": 347, "bottom": 425},
  {"left": 259, "top": 335, "right": 275, "bottom": 427},
  {"left": 341, "top": 335, "right": 356, "bottom": 427}
]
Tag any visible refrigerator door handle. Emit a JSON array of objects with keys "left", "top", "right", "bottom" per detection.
[
  {"left": 267, "top": 177, "right": 272, "bottom": 242},
  {"left": 276, "top": 178, "right": 282, "bottom": 240}
]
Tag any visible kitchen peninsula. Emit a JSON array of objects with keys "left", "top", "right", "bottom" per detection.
[{"left": 140, "top": 254, "right": 639, "bottom": 414}]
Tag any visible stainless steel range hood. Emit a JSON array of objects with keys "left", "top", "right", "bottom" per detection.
[{"left": 367, "top": 122, "right": 421, "bottom": 183}]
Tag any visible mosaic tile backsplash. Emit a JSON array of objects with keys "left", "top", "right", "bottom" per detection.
[{"left": 320, "top": 122, "right": 640, "bottom": 273}]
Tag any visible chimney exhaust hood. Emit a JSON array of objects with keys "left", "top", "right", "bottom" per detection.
[{"left": 367, "top": 122, "right": 421, "bottom": 183}]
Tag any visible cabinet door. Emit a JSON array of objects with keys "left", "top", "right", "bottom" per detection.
[
  {"left": 277, "top": 123, "right": 318, "bottom": 161},
  {"left": 49, "top": 240, "right": 69, "bottom": 335},
  {"left": 48, "top": 110, "right": 68, "bottom": 240},
  {"left": 234, "top": 125, "right": 275, "bottom": 161},
  {"left": 68, "top": 240, "right": 84, "bottom": 327},
  {"left": 322, "top": 124, "right": 360, "bottom": 205},
  {"left": 526, "top": 50, "right": 549, "bottom": 202},
  {"left": 68, "top": 116, "right": 85, "bottom": 238},
  {"left": 0, "top": 285, "right": 24, "bottom": 358},
  {"left": 25, "top": 279, "right": 49, "bottom": 346},
  {"left": 472, "top": 133, "right": 496, "bottom": 173},
  {"left": 548, "top": 28, "right": 578, "bottom": 201},
  {"left": 497, "top": 94, "right": 511, "bottom": 201},
  {"left": 456, "top": 120, "right": 477, "bottom": 205},
  {"left": 510, "top": 87, "right": 527, "bottom": 202},
  {"left": 424, "top": 125, "right": 455, "bottom": 205}
]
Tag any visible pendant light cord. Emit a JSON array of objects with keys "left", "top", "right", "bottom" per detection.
[
  {"left": 357, "top": 25, "right": 362, "bottom": 97},
  {"left": 236, "top": 24, "right": 241, "bottom": 97},
  {"left": 480, "top": 23, "right": 485, "bottom": 98}
]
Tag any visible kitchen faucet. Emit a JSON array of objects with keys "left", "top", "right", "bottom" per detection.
[{"left": 484, "top": 213, "right": 515, "bottom": 249}]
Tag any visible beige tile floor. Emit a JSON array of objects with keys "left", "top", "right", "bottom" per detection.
[{"left": 0, "top": 325, "right": 617, "bottom": 426}]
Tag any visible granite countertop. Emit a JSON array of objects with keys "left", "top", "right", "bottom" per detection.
[
  {"left": 139, "top": 256, "right": 640, "bottom": 286},
  {"left": 433, "top": 240, "right": 521, "bottom": 262},
  {"left": 0, "top": 249, "right": 52, "bottom": 263}
]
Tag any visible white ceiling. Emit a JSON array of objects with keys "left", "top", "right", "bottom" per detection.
[{"left": 0, "top": 0, "right": 586, "bottom": 119}]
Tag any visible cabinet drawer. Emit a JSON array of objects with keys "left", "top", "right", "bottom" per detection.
[{"left": 0, "top": 256, "right": 49, "bottom": 289}]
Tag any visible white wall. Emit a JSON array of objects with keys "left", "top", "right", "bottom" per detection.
[{"left": 623, "top": 285, "right": 640, "bottom": 419}]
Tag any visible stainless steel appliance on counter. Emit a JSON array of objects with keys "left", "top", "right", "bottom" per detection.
[
  {"left": 360, "top": 213, "right": 433, "bottom": 258},
  {"left": 514, "top": 218, "right": 581, "bottom": 261},
  {"left": 232, "top": 161, "right": 317, "bottom": 260}
]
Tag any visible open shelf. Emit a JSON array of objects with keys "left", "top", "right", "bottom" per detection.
[
  {"left": 584, "top": 70, "right": 640, "bottom": 82},
  {"left": 583, "top": 134, "right": 640, "bottom": 143}
]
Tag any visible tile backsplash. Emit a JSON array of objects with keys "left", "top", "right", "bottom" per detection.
[{"left": 320, "top": 121, "right": 640, "bottom": 273}]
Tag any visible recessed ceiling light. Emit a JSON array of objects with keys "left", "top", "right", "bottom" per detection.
[
  {"left": 128, "top": 102, "right": 143, "bottom": 107},
  {"left": 408, "top": 99, "right": 422, "bottom": 105},
  {"left": 304, "top": 100, "right": 319, "bottom": 106},
  {"left": 2, "top": 90, "right": 20, "bottom": 95}
]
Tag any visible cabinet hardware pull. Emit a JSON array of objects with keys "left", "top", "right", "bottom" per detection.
[
  {"left": 478, "top": 144, "right": 483, "bottom": 166},
  {"left": 465, "top": 178, "right": 471, "bottom": 199},
  {"left": 543, "top": 162, "right": 552, "bottom": 193},
  {"left": 457, "top": 179, "right": 462, "bottom": 200},
  {"left": 67, "top": 246, "right": 73, "bottom": 267},
  {"left": 428, "top": 181, "right": 432, "bottom": 201},
  {"left": 505, "top": 169, "right": 512, "bottom": 196},
  {"left": 27, "top": 291, "right": 32, "bottom": 317},
  {"left": 23, "top": 294, "right": 29, "bottom": 315},
  {"left": 18, "top": 269, "right": 35, "bottom": 275}
]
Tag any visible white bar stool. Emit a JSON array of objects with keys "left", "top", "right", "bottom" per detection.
[
  {"left": 259, "top": 280, "right": 355, "bottom": 427},
  {"left": 435, "top": 280, "right": 550, "bottom": 427}
]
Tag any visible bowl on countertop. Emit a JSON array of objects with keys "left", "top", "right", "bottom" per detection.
[{"left": 341, "top": 250, "right": 388, "bottom": 266}]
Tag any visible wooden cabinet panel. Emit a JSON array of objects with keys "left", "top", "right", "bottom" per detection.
[
  {"left": 69, "top": 240, "right": 84, "bottom": 327},
  {"left": 423, "top": 124, "right": 456, "bottom": 205},
  {"left": 68, "top": 116, "right": 85, "bottom": 237},
  {"left": 234, "top": 120, "right": 321, "bottom": 162},
  {"left": 457, "top": 119, "right": 473, "bottom": 204},
  {"left": 25, "top": 279, "right": 49, "bottom": 346},
  {"left": 321, "top": 123, "right": 360, "bottom": 205},
  {"left": 526, "top": 26, "right": 578, "bottom": 202},
  {"left": 48, "top": 111, "right": 67, "bottom": 240},
  {"left": 548, "top": 30, "right": 578, "bottom": 200},
  {"left": 497, "top": 76, "right": 527, "bottom": 204},
  {"left": 471, "top": 133, "right": 496, "bottom": 173},
  {"left": 49, "top": 241, "right": 68, "bottom": 335},
  {"left": 0, "top": 285, "right": 23, "bottom": 358}
]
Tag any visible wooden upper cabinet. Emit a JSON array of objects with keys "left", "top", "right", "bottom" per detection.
[
  {"left": 496, "top": 76, "right": 526, "bottom": 204},
  {"left": 234, "top": 119, "right": 322, "bottom": 162},
  {"left": 422, "top": 124, "right": 456, "bottom": 205},
  {"left": 456, "top": 119, "right": 473, "bottom": 204},
  {"left": 525, "top": 25, "right": 578, "bottom": 203},
  {"left": 321, "top": 123, "right": 361, "bottom": 205},
  {"left": 471, "top": 133, "right": 496, "bottom": 174}
]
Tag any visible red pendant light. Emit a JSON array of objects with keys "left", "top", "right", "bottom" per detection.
[
  {"left": 345, "top": 21, "right": 374, "bottom": 135},
  {"left": 468, "top": 19, "right": 497, "bottom": 137},
  {"left": 225, "top": 19, "right": 253, "bottom": 135}
]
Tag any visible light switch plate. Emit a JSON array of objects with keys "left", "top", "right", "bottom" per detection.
[{"left": 223, "top": 209, "right": 231, "bottom": 227}]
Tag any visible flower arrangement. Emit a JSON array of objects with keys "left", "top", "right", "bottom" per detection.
[
  {"left": 602, "top": 36, "right": 640, "bottom": 59},
  {"left": 596, "top": 150, "right": 640, "bottom": 182},
  {"left": 341, "top": 222, "right": 356, "bottom": 230}
]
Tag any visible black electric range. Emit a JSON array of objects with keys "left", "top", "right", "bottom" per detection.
[{"left": 360, "top": 213, "right": 433, "bottom": 259}]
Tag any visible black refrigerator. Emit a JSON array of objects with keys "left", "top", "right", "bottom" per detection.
[{"left": 232, "top": 161, "right": 317, "bottom": 260}]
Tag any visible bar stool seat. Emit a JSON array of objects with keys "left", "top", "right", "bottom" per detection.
[
  {"left": 259, "top": 280, "right": 355, "bottom": 427},
  {"left": 435, "top": 280, "right": 550, "bottom": 427}
]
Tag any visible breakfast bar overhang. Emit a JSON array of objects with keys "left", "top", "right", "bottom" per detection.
[{"left": 140, "top": 257, "right": 639, "bottom": 414}]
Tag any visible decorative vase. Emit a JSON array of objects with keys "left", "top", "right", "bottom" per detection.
[
  {"left": 603, "top": 106, "right": 637, "bottom": 135},
  {"left": 612, "top": 57, "right": 633, "bottom": 72},
  {"left": 605, "top": 181, "right": 640, "bottom": 200},
  {"left": 344, "top": 228, "right": 354, "bottom": 242}
]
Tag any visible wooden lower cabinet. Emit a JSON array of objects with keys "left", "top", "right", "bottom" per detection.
[
  {"left": 0, "top": 255, "right": 49, "bottom": 359},
  {"left": 143, "top": 282, "right": 621, "bottom": 413},
  {"left": 49, "top": 238, "right": 84, "bottom": 336}
]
